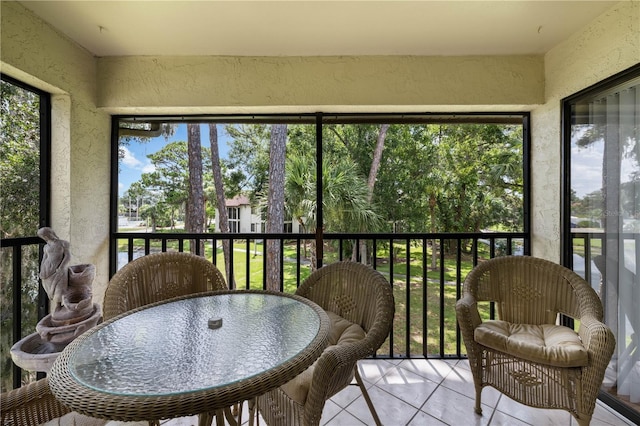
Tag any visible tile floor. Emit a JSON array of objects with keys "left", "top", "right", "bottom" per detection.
[{"left": 162, "top": 358, "right": 635, "bottom": 426}]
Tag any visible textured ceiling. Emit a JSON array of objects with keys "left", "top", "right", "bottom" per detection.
[{"left": 19, "top": 1, "right": 618, "bottom": 57}]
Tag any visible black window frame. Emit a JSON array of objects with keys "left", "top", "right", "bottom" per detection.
[
  {"left": 0, "top": 73, "right": 52, "bottom": 388},
  {"left": 560, "top": 63, "right": 640, "bottom": 424}
]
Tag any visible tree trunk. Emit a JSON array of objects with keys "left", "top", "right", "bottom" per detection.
[
  {"left": 298, "top": 217, "right": 308, "bottom": 259},
  {"left": 187, "top": 124, "right": 205, "bottom": 254},
  {"left": 266, "top": 124, "right": 287, "bottom": 291},
  {"left": 309, "top": 239, "right": 317, "bottom": 271},
  {"left": 354, "top": 124, "right": 389, "bottom": 263},
  {"left": 209, "top": 124, "right": 234, "bottom": 287},
  {"left": 429, "top": 193, "right": 438, "bottom": 270},
  {"left": 367, "top": 124, "right": 389, "bottom": 197}
]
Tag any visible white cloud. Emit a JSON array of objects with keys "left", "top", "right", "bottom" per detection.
[
  {"left": 121, "top": 147, "right": 143, "bottom": 168},
  {"left": 122, "top": 146, "right": 155, "bottom": 174}
]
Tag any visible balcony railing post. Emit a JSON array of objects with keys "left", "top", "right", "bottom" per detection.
[{"left": 12, "top": 245, "right": 22, "bottom": 389}]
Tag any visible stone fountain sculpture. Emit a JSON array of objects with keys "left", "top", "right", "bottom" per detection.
[{"left": 10, "top": 227, "right": 102, "bottom": 373}]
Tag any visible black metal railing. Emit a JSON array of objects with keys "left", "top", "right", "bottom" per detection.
[
  {"left": 2, "top": 230, "right": 530, "bottom": 391},
  {"left": 0, "top": 237, "right": 48, "bottom": 390}
]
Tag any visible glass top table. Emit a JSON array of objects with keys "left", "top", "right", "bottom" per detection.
[{"left": 49, "top": 290, "right": 330, "bottom": 422}]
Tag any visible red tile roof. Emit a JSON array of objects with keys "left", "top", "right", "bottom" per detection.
[{"left": 226, "top": 195, "right": 250, "bottom": 207}]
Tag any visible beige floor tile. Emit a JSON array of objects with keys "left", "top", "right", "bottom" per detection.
[
  {"left": 495, "top": 394, "right": 572, "bottom": 426},
  {"left": 320, "top": 400, "right": 346, "bottom": 426},
  {"left": 488, "top": 410, "right": 532, "bottom": 426},
  {"left": 440, "top": 364, "right": 501, "bottom": 407},
  {"left": 158, "top": 361, "right": 636, "bottom": 426},
  {"left": 328, "top": 382, "right": 367, "bottom": 409},
  {"left": 396, "top": 358, "right": 455, "bottom": 383},
  {"left": 373, "top": 365, "right": 439, "bottom": 408},
  {"left": 356, "top": 359, "right": 397, "bottom": 384},
  {"left": 406, "top": 410, "right": 448, "bottom": 425},
  {"left": 421, "top": 385, "right": 491, "bottom": 426},
  {"left": 323, "top": 408, "right": 367, "bottom": 426},
  {"left": 345, "top": 386, "right": 420, "bottom": 426}
]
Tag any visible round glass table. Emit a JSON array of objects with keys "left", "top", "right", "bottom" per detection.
[{"left": 49, "top": 290, "right": 330, "bottom": 424}]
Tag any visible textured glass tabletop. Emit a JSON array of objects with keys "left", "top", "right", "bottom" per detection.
[{"left": 66, "top": 292, "right": 324, "bottom": 396}]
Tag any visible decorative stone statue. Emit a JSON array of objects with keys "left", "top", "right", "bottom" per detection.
[
  {"left": 10, "top": 227, "right": 102, "bottom": 372},
  {"left": 38, "top": 227, "right": 71, "bottom": 309}
]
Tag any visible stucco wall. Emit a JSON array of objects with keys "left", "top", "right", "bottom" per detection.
[
  {"left": 530, "top": 0, "right": 640, "bottom": 261},
  {"left": 97, "top": 55, "right": 543, "bottom": 113},
  {"left": 1, "top": 1, "right": 112, "bottom": 305}
]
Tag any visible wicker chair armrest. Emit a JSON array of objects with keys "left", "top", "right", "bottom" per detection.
[
  {"left": 578, "top": 315, "right": 615, "bottom": 360},
  {"left": 456, "top": 294, "right": 484, "bottom": 362},
  {"left": 304, "top": 344, "right": 362, "bottom": 423},
  {"left": 578, "top": 314, "right": 611, "bottom": 349},
  {"left": 568, "top": 270, "right": 605, "bottom": 322},
  {"left": 456, "top": 294, "right": 482, "bottom": 329},
  {"left": 577, "top": 314, "right": 616, "bottom": 413},
  {"left": 0, "top": 378, "right": 71, "bottom": 425}
]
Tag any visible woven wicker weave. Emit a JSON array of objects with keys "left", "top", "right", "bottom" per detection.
[
  {"left": 256, "top": 261, "right": 395, "bottom": 426},
  {"left": 456, "top": 256, "right": 615, "bottom": 426},
  {"left": 103, "top": 251, "right": 227, "bottom": 320},
  {"left": 0, "top": 378, "right": 71, "bottom": 426},
  {"left": 49, "top": 290, "right": 330, "bottom": 424}
]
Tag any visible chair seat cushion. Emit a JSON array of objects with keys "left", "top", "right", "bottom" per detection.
[
  {"left": 280, "top": 311, "right": 366, "bottom": 405},
  {"left": 474, "top": 320, "right": 588, "bottom": 367}
]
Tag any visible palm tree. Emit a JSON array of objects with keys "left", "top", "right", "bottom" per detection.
[{"left": 285, "top": 152, "right": 382, "bottom": 269}]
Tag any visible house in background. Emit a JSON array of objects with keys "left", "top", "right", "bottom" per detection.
[{"left": 214, "top": 195, "right": 300, "bottom": 234}]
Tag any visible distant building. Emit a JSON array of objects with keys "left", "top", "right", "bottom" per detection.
[{"left": 213, "top": 195, "right": 300, "bottom": 233}]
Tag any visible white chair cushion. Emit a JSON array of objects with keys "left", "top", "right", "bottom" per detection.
[
  {"left": 474, "top": 320, "right": 588, "bottom": 367},
  {"left": 280, "top": 311, "right": 366, "bottom": 405}
]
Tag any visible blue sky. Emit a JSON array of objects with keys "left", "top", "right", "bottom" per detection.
[{"left": 118, "top": 123, "right": 230, "bottom": 197}]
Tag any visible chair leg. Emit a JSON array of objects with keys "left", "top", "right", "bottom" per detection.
[
  {"left": 215, "top": 411, "right": 225, "bottom": 426},
  {"left": 575, "top": 413, "right": 592, "bottom": 426},
  {"left": 198, "top": 412, "right": 214, "bottom": 426},
  {"left": 474, "top": 385, "right": 483, "bottom": 415},
  {"left": 248, "top": 398, "right": 258, "bottom": 426},
  {"left": 199, "top": 406, "right": 242, "bottom": 426},
  {"left": 354, "top": 367, "right": 382, "bottom": 426},
  {"left": 228, "top": 402, "right": 243, "bottom": 425}
]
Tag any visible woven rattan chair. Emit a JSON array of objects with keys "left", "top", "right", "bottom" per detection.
[
  {"left": 456, "top": 256, "right": 615, "bottom": 426},
  {"left": 0, "top": 378, "right": 150, "bottom": 425},
  {"left": 0, "top": 378, "right": 72, "bottom": 426},
  {"left": 255, "top": 261, "right": 395, "bottom": 426},
  {"left": 103, "top": 251, "right": 228, "bottom": 425},
  {"left": 103, "top": 251, "right": 227, "bottom": 320}
]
